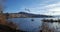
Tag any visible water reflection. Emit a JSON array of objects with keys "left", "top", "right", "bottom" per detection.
[
  {"left": 42, "top": 19, "right": 60, "bottom": 32},
  {"left": 49, "top": 22, "right": 60, "bottom": 32},
  {"left": 8, "top": 18, "right": 60, "bottom": 32},
  {"left": 8, "top": 18, "right": 42, "bottom": 32}
]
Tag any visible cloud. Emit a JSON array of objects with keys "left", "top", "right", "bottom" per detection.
[
  {"left": 28, "top": 2, "right": 60, "bottom": 15},
  {"left": 42, "top": 2, "right": 60, "bottom": 15},
  {"left": 18, "top": 0, "right": 60, "bottom": 15}
]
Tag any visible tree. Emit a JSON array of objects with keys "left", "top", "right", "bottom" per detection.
[
  {"left": 6, "top": 13, "right": 9, "bottom": 19},
  {"left": 0, "top": 0, "right": 6, "bottom": 13}
]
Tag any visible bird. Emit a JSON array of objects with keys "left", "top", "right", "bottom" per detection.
[{"left": 31, "top": 19, "right": 34, "bottom": 21}]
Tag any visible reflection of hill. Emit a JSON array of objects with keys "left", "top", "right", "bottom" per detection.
[{"left": 5, "top": 12, "right": 53, "bottom": 18}]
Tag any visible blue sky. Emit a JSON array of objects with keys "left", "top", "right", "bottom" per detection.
[{"left": 2, "top": 0, "right": 60, "bottom": 15}]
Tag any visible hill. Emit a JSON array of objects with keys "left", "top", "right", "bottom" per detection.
[
  {"left": 5, "top": 12, "right": 53, "bottom": 18},
  {"left": 18, "top": 12, "right": 53, "bottom": 18}
]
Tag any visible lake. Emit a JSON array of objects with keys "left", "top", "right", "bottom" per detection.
[{"left": 8, "top": 18, "right": 60, "bottom": 32}]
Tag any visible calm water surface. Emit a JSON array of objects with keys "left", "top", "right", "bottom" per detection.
[{"left": 8, "top": 18, "right": 60, "bottom": 32}]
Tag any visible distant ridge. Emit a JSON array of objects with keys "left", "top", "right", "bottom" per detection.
[
  {"left": 18, "top": 12, "right": 53, "bottom": 18},
  {"left": 5, "top": 12, "right": 53, "bottom": 18}
]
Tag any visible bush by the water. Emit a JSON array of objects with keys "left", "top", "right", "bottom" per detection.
[
  {"left": 0, "top": 24, "right": 27, "bottom": 32},
  {"left": 0, "top": 24, "right": 16, "bottom": 32}
]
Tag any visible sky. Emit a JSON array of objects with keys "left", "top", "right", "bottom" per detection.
[{"left": 1, "top": 0, "right": 60, "bottom": 15}]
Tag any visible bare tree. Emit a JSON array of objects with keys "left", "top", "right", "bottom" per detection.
[{"left": 0, "top": 0, "right": 6, "bottom": 13}]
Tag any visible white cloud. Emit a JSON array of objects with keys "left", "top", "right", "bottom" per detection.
[
  {"left": 18, "top": 0, "right": 60, "bottom": 15},
  {"left": 39, "top": 2, "right": 60, "bottom": 15}
]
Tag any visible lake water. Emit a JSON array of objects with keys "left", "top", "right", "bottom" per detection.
[{"left": 8, "top": 18, "right": 60, "bottom": 32}]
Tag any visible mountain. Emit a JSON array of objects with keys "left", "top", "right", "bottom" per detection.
[{"left": 18, "top": 12, "right": 53, "bottom": 18}]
